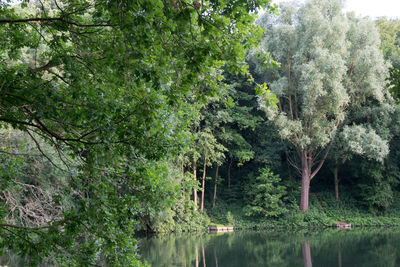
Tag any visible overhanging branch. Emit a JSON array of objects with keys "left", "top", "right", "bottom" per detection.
[{"left": 0, "top": 17, "right": 115, "bottom": 28}]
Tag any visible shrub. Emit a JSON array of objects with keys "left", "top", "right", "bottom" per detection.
[{"left": 243, "top": 168, "right": 287, "bottom": 218}]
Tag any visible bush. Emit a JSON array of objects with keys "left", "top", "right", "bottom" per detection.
[
  {"left": 243, "top": 168, "right": 287, "bottom": 218},
  {"left": 150, "top": 198, "right": 210, "bottom": 233}
]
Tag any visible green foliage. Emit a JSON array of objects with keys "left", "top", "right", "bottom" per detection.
[
  {"left": 150, "top": 198, "right": 210, "bottom": 233},
  {"left": 376, "top": 18, "right": 400, "bottom": 65},
  {"left": 274, "top": 191, "right": 400, "bottom": 229},
  {"left": 330, "top": 124, "right": 390, "bottom": 166},
  {"left": 353, "top": 161, "right": 397, "bottom": 212},
  {"left": 226, "top": 211, "right": 235, "bottom": 226},
  {"left": 222, "top": 76, "right": 263, "bottom": 165},
  {"left": 388, "top": 66, "right": 400, "bottom": 100},
  {"left": 375, "top": 18, "right": 400, "bottom": 100},
  {"left": 244, "top": 168, "right": 287, "bottom": 218},
  {"left": 145, "top": 159, "right": 209, "bottom": 233},
  {"left": 208, "top": 199, "right": 233, "bottom": 224},
  {"left": 0, "top": 0, "right": 278, "bottom": 264},
  {"left": 254, "top": 0, "right": 390, "bottom": 212},
  {"left": 280, "top": 209, "right": 336, "bottom": 228},
  {"left": 2, "top": 1, "right": 400, "bottom": 265},
  {"left": 208, "top": 188, "right": 400, "bottom": 231}
]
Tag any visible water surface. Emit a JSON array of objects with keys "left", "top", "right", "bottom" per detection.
[{"left": 138, "top": 228, "right": 400, "bottom": 267}]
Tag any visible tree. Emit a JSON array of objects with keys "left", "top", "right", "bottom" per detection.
[
  {"left": 375, "top": 18, "right": 400, "bottom": 65},
  {"left": 375, "top": 18, "right": 400, "bottom": 100},
  {"left": 188, "top": 88, "right": 228, "bottom": 212},
  {"left": 192, "top": 93, "right": 227, "bottom": 212},
  {"left": 197, "top": 93, "right": 229, "bottom": 210},
  {"left": 223, "top": 77, "right": 262, "bottom": 188},
  {"left": 197, "top": 127, "right": 226, "bottom": 211},
  {"left": 0, "top": 0, "right": 276, "bottom": 265},
  {"left": 203, "top": 71, "right": 266, "bottom": 206},
  {"left": 256, "top": 0, "right": 389, "bottom": 211},
  {"left": 329, "top": 124, "right": 390, "bottom": 200},
  {"left": 244, "top": 167, "right": 287, "bottom": 218},
  {"left": 190, "top": 70, "right": 265, "bottom": 210}
]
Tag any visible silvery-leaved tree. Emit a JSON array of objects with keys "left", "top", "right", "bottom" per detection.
[
  {"left": 329, "top": 124, "right": 390, "bottom": 200},
  {"left": 256, "top": 0, "right": 390, "bottom": 211}
]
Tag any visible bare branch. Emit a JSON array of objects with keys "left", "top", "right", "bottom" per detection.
[
  {"left": 310, "top": 146, "right": 331, "bottom": 180},
  {"left": 287, "top": 154, "right": 301, "bottom": 175},
  {"left": 26, "top": 130, "right": 67, "bottom": 172}
]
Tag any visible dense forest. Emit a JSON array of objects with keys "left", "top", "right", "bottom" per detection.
[{"left": 1, "top": 0, "right": 400, "bottom": 266}]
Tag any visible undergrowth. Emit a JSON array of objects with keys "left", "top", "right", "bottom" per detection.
[{"left": 207, "top": 191, "right": 400, "bottom": 230}]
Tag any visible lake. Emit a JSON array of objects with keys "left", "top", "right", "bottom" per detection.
[{"left": 138, "top": 228, "right": 400, "bottom": 266}]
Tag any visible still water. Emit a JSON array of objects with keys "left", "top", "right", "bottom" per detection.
[{"left": 138, "top": 228, "right": 400, "bottom": 267}]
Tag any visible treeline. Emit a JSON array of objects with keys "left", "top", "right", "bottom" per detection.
[{"left": 147, "top": 1, "right": 400, "bottom": 232}]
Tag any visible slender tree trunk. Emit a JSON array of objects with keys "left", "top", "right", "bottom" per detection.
[
  {"left": 300, "top": 152, "right": 311, "bottom": 212},
  {"left": 212, "top": 166, "right": 219, "bottom": 208},
  {"left": 193, "top": 158, "right": 197, "bottom": 210},
  {"left": 334, "top": 165, "right": 339, "bottom": 200},
  {"left": 182, "top": 159, "right": 185, "bottom": 200},
  {"left": 302, "top": 242, "right": 312, "bottom": 267},
  {"left": 228, "top": 157, "right": 232, "bottom": 188},
  {"left": 200, "top": 156, "right": 207, "bottom": 212},
  {"left": 338, "top": 249, "right": 342, "bottom": 267}
]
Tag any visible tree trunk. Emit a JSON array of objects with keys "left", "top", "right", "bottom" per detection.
[
  {"left": 297, "top": 147, "right": 328, "bottom": 212},
  {"left": 200, "top": 156, "right": 207, "bottom": 212},
  {"left": 228, "top": 157, "right": 232, "bottom": 188},
  {"left": 300, "top": 152, "right": 311, "bottom": 212},
  {"left": 212, "top": 165, "right": 219, "bottom": 208},
  {"left": 193, "top": 158, "right": 197, "bottom": 210},
  {"left": 302, "top": 242, "right": 312, "bottom": 267},
  {"left": 300, "top": 172, "right": 310, "bottom": 212},
  {"left": 334, "top": 165, "right": 339, "bottom": 200},
  {"left": 182, "top": 159, "right": 185, "bottom": 200}
]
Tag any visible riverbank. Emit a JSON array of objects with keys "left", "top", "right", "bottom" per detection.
[
  {"left": 143, "top": 190, "right": 400, "bottom": 235},
  {"left": 207, "top": 191, "right": 400, "bottom": 231}
]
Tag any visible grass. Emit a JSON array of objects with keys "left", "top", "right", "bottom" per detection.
[{"left": 209, "top": 223, "right": 233, "bottom": 227}]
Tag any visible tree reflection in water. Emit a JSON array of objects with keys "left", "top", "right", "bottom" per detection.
[
  {"left": 136, "top": 229, "right": 400, "bottom": 267},
  {"left": 302, "top": 241, "right": 312, "bottom": 267},
  {"left": 202, "top": 242, "right": 206, "bottom": 267},
  {"left": 214, "top": 248, "right": 219, "bottom": 267}
]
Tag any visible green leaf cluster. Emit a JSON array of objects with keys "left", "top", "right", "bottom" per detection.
[{"left": 244, "top": 168, "right": 287, "bottom": 218}]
